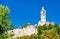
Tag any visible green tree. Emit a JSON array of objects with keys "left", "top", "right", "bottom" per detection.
[
  {"left": 0, "top": 34, "right": 4, "bottom": 39},
  {"left": 0, "top": 4, "right": 13, "bottom": 39},
  {"left": 37, "top": 24, "right": 60, "bottom": 39},
  {"left": 0, "top": 4, "right": 13, "bottom": 32},
  {"left": 22, "top": 23, "right": 30, "bottom": 28},
  {"left": 5, "top": 32, "right": 14, "bottom": 39}
]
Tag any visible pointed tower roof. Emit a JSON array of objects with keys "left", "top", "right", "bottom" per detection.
[
  {"left": 41, "top": 6, "right": 46, "bottom": 14},
  {"left": 42, "top": 6, "right": 44, "bottom": 10}
]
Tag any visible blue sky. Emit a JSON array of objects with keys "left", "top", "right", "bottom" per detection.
[{"left": 0, "top": 0, "right": 60, "bottom": 28}]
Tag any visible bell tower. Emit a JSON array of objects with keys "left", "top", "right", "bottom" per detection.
[
  {"left": 41, "top": 6, "right": 46, "bottom": 23},
  {"left": 38, "top": 6, "right": 46, "bottom": 26}
]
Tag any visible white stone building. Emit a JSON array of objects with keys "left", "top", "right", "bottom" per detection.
[
  {"left": 7, "top": 25, "right": 37, "bottom": 39},
  {"left": 7, "top": 6, "right": 55, "bottom": 39}
]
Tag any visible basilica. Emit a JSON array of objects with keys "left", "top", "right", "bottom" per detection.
[{"left": 7, "top": 6, "right": 54, "bottom": 39}]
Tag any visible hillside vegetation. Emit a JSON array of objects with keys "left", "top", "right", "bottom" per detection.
[{"left": 15, "top": 24, "right": 60, "bottom": 39}]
